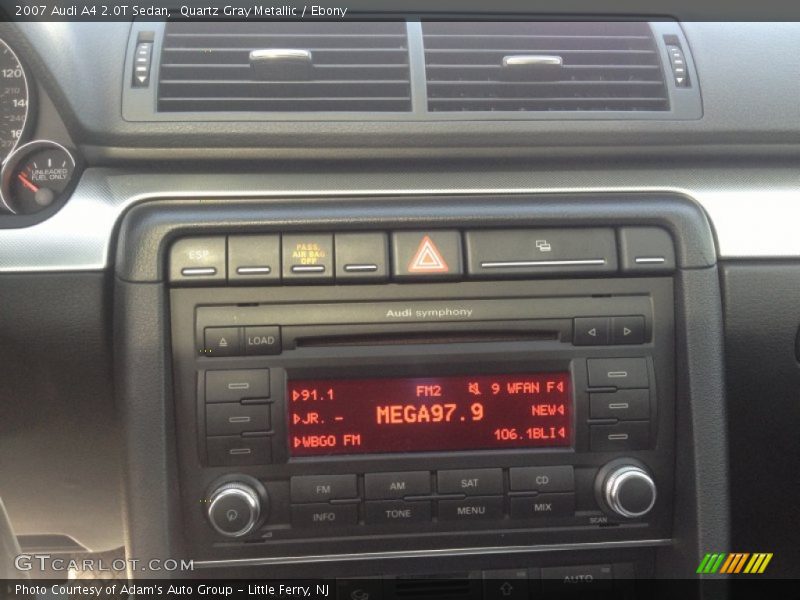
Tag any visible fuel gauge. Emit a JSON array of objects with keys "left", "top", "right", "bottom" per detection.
[{"left": 0, "top": 140, "right": 77, "bottom": 214}]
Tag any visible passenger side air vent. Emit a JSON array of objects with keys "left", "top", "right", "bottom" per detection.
[
  {"left": 158, "top": 21, "right": 411, "bottom": 112},
  {"left": 422, "top": 22, "right": 669, "bottom": 112}
]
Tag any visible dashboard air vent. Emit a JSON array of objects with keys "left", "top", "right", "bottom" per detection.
[
  {"left": 422, "top": 22, "right": 669, "bottom": 112},
  {"left": 158, "top": 21, "right": 411, "bottom": 112}
]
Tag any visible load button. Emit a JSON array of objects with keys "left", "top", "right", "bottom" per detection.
[{"left": 244, "top": 326, "right": 281, "bottom": 355}]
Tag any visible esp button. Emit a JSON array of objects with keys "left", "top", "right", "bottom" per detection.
[{"left": 170, "top": 237, "right": 226, "bottom": 284}]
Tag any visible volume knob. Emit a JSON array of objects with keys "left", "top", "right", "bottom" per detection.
[
  {"left": 207, "top": 482, "right": 263, "bottom": 538},
  {"left": 601, "top": 465, "right": 657, "bottom": 519}
]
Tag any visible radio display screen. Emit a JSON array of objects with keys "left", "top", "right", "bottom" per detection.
[{"left": 288, "top": 372, "right": 571, "bottom": 456}]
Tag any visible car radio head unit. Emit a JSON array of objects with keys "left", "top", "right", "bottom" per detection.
[
  {"left": 167, "top": 227, "right": 677, "bottom": 566},
  {"left": 288, "top": 372, "right": 572, "bottom": 456}
]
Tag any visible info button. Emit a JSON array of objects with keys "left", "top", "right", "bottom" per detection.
[{"left": 244, "top": 326, "right": 281, "bottom": 355}]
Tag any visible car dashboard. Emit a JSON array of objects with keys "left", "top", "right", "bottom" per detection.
[{"left": 0, "top": 13, "right": 798, "bottom": 597}]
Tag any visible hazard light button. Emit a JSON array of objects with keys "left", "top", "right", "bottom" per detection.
[{"left": 391, "top": 231, "right": 463, "bottom": 281}]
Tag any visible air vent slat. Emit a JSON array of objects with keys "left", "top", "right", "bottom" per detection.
[
  {"left": 158, "top": 21, "right": 411, "bottom": 112},
  {"left": 423, "top": 21, "right": 669, "bottom": 112}
]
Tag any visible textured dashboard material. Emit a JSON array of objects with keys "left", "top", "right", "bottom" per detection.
[{"left": 1, "top": 165, "right": 799, "bottom": 273}]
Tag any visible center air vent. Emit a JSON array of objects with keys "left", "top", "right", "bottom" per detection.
[
  {"left": 158, "top": 21, "right": 411, "bottom": 112},
  {"left": 422, "top": 22, "right": 669, "bottom": 112}
]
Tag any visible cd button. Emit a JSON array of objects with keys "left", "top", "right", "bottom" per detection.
[
  {"left": 510, "top": 493, "right": 575, "bottom": 519},
  {"left": 291, "top": 503, "right": 358, "bottom": 528},
  {"left": 365, "top": 500, "right": 432, "bottom": 525},
  {"left": 438, "top": 496, "right": 503, "bottom": 521},
  {"left": 365, "top": 471, "right": 431, "bottom": 500},
  {"left": 290, "top": 474, "right": 358, "bottom": 503},
  {"left": 437, "top": 468, "right": 503, "bottom": 496},
  {"left": 509, "top": 466, "right": 574, "bottom": 493}
]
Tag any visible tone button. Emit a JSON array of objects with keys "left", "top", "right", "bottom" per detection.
[{"left": 365, "top": 500, "right": 432, "bottom": 525}]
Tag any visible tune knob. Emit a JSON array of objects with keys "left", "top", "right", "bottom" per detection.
[
  {"left": 207, "top": 481, "right": 264, "bottom": 538},
  {"left": 599, "top": 464, "right": 657, "bottom": 519}
]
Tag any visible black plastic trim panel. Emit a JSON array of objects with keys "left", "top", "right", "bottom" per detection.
[{"left": 114, "top": 193, "right": 716, "bottom": 283}]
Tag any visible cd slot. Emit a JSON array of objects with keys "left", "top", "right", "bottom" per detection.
[{"left": 284, "top": 319, "right": 568, "bottom": 350}]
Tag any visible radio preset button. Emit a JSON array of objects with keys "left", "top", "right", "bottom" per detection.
[
  {"left": 206, "top": 369, "right": 270, "bottom": 403},
  {"left": 509, "top": 466, "right": 574, "bottom": 493},
  {"left": 587, "top": 358, "right": 649, "bottom": 389},
  {"left": 244, "top": 326, "right": 281, "bottom": 355},
  {"left": 437, "top": 468, "right": 503, "bottom": 496},
  {"left": 590, "top": 389, "right": 650, "bottom": 420},
  {"left": 206, "top": 435, "right": 271, "bottom": 466},
  {"left": 573, "top": 317, "right": 610, "bottom": 346},
  {"left": 510, "top": 493, "right": 575, "bottom": 519},
  {"left": 290, "top": 474, "right": 358, "bottom": 503},
  {"left": 206, "top": 403, "right": 270, "bottom": 436},
  {"left": 203, "top": 327, "right": 241, "bottom": 357},
  {"left": 590, "top": 421, "right": 650, "bottom": 451},
  {"left": 365, "top": 471, "right": 431, "bottom": 500},
  {"left": 365, "top": 500, "right": 432, "bottom": 525},
  {"left": 438, "top": 496, "right": 503, "bottom": 521},
  {"left": 291, "top": 503, "right": 358, "bottom": 528}
]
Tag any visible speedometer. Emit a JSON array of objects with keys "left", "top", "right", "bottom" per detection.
[{"left": 0, "top": 38, "right": 32, "bottom": 163}]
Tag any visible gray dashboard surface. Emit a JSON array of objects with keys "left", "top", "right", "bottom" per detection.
[
  {"left": 0, "top": 165, "right": 799, "bottom": 273},
  {"left": 10, "top": 21, "right": 800, "bottom": 151}
]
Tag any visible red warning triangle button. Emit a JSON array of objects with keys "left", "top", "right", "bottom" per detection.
[{"left": 408, "top": 235, "right": 449, "bottom": 273}]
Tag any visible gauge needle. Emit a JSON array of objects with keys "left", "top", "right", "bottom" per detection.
[{"left": 17, "top": 172, "right": 39, "bottom": 193}]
